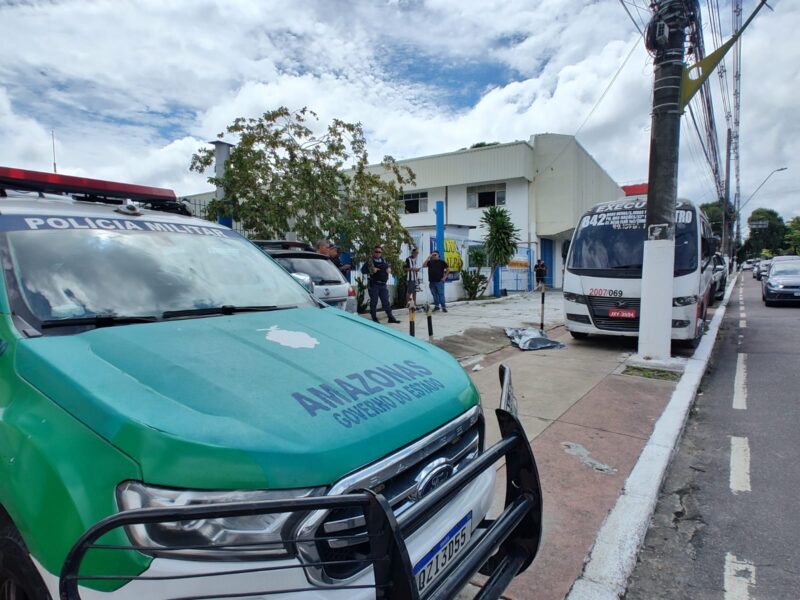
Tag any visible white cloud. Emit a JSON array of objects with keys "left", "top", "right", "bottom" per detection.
[{"left": 1, "top": 0, "right": 797, "bottom": 231}]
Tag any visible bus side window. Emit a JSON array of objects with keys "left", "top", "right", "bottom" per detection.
[{"left": 700, "top": 222, "right": 714, "bottom": 269}]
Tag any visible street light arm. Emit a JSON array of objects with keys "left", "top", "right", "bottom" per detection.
[{"left": 739, "top": 167, "right": 788, "bottom": 215}]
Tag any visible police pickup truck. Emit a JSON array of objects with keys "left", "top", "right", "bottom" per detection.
[{"left": 0, "top": 166, "right": 541, "bottom": 600}]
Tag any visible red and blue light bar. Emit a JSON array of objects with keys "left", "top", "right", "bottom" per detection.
[{"left": 0, "top": 166, "right": 176, "bottom": 202}]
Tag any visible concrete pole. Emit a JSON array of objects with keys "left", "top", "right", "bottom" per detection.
[
  {"left": 211, "top": 140, "right": 234, "bottom": 228},
  {"left": 722, "top": 128, "right": 731, "bottom": 257},
  {"left": 637, "top": 0, "right": 692, "bottom": 361}
]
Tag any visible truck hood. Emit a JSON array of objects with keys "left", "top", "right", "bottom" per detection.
[{"left": 16, "top": 308, "right": 478, "bottom": 489}]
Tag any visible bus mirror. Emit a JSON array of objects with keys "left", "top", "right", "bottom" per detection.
[{"left": 561, "top": 241, "right": 570, "bottom": 261}]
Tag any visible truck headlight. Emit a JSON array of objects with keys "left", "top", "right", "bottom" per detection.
[
  {"left": 117, "top": 481, "right": 322, "bottom": 559},
  {"left": 563, "top": 292, "right": 587, "bottom": 304},
  {"left": 672, "top": 295, "right": 698, "bottom": 307}
]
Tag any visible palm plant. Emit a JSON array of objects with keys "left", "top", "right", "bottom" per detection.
[{"left": 480, "top": 206, "right": 520, "bottom": 296}]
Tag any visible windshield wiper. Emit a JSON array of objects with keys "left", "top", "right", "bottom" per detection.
[
  {"left": 162, "top": 305, "right": 292, "bottom": 319},
  {"left": 317, "top": 279, "right": 344, "bottom": 285},
  {"left": 40, "top": 314, "right": 159, "bottom": 329},
  {"left": 611, "top": 264, "right": 643, "bottom": 269}
]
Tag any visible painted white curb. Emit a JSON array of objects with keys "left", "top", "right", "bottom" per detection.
[{"left": 565, "top": 275, "right": 738, "bottom": 599}]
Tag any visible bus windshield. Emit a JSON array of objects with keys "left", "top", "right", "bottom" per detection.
[{"left": 567, "top": 208, "right": 697, "bottom": 275}]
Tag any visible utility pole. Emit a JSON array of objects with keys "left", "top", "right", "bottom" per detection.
[
  {"left": 638, "top": 0, "right": 695, "bottom": 361},
  {"left": 722, "top": 127, "right": 731, "bottom": 257}
]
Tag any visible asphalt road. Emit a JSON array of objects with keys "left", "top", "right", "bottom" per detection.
[{"left": 624, "top": 272, "right": 800, "bottom": 600}]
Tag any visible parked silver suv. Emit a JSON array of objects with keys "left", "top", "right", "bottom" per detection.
[{"left": 254, "top": 241, "right": 357, "bottom": 313}]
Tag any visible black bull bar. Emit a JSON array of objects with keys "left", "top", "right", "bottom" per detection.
[{"left": 60, "top": 366, "right": 542, "bottom": 600}]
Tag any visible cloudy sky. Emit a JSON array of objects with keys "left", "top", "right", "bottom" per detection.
[{"left": 1, "top": 0, "right": 797, "bottom": 228}]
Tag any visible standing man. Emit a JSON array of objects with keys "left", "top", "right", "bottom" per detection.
[
  {"left": 534, "top": 259, "right": 548, "bottom": 288},
  {"left": 315, "top": 239, "right": 332, "bottom": 256},
  {"left": 316, "top": 239, "right": 351, "bottom": 278},
  {"left": 404, "top": 247, "right": 421, "bottom": 307},
  {"left": 423, "top": 250, "right": 450, "bottom": 312},
  {"left": 361, "top": 245, "right": 400, "bottom": 324},
  {"left": 328, "top": 243, "right": 351, "bottom": 278}
]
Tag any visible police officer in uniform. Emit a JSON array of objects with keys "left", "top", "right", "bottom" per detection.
[{"left": 361, "top": 245, "right": 400, "bottom": 323}]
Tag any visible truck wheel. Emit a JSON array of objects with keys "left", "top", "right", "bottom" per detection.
[
  {"left": 0, "top": 517, "right": 51, "bottom": 600},
  {"left": 569, "top": 331, "right": 589, "bottom": 340}
]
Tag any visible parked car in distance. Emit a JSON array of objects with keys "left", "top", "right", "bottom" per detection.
[
  {"left": 762, "top": 259, "right": 800, "bottom": 306},
  {"left": 711, "top": 253, "right": 728, "bottom": 302},
  {"left": 256, "top": 244, "right": 357, "bottom": 313},
  {"left": 742, "top": 259, "right": 755, "bottom": 271},
  {"left": 756, "top": 260, "right": 772, "bottom": 281},
  {"left": 770, "top": 255, "right": 799, "bottom": 265}
]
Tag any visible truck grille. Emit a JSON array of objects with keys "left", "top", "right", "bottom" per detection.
[
  {"left": 296, "top": 407, "right": 483, "bottom": 583},
  {"left": 587, "top": 296, "right": 641, "bottom": 332}
]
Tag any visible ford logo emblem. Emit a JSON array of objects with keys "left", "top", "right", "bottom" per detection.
[{"left": 413, "top": 459, "right": 454, "bottom": 501}]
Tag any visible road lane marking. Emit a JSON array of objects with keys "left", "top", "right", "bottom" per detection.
[
  {"left": 724, "top": 552, "right": 755, "bottom": 600},
  {"left": 740, "top": 311, "right": 746, "bottom": 319},
  {"left": 730, "top": 436, "right": 751, "bottom": 494},
  {"left": 733, "top": 354, "right": 747, "bottom": 410},
  {"left": 739, "top": 319, "right": 746, "bottom": 328}
]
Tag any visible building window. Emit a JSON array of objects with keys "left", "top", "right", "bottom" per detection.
[
  {"left": 400, "top": 191, "right": 428, "bottom": 214},
  {"left": 467, "top": 183, "right": 506, "bottom": 208}
]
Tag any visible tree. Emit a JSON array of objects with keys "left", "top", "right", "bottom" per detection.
[
  {"left": 700, "top": 202, "right": 724, "bottom": 238},
  {"left": 480, "top": 207, "right": 520, "bottom": 296},
  {"left": 746, "top": 208, "right": 785, "bottom": 256},
  {"left": 784, "top": 216, "right": 800, "bottom": 255},
  {"left": 190, "top": 107, "right": 413, "bottom": 266}
]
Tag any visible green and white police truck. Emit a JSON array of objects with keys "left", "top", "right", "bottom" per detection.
[{"left": 0, "top": 167, "right": 541, "bottom": 600}]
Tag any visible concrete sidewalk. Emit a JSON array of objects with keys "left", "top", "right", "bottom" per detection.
[{"left": 365, "top": 289, "right": 724, "bottom": 599}]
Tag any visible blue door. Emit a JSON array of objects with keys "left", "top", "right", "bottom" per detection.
[{"left": 541, "top": 238, "right": 554, "bottom": 286}]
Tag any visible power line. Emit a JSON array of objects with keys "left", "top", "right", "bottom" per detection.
[{"left": 619, "top": 0, "right": 645, "bottom": 34}]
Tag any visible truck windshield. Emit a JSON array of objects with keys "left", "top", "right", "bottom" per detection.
[
  {"left": 567, "top": 208, "right": 697, "bottom": 275},
  {"left": 4, "top": 228, "right": 315, "bottom": 325}
]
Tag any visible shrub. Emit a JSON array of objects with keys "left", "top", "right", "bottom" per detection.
[{"left": 461, "top": 269, "right": 488, "bottom": 300}]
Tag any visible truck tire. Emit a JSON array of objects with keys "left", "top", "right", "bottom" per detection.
[{"left": 0, "top": 515, "right": 52, "bottom": 600}]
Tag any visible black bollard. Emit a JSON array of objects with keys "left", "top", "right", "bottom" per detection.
[
  {"left": 540, "top": 282, "right": 546, "bottom": 331},
  {"left": 426, "top": 303, "right": 434, "bottom": 337},
  {"left": 408, "top": 304, "right": 416, "bottom": 337}
]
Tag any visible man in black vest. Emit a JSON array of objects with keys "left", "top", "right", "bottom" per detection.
[{"left": 361, "top": 245, "right": 400, "bottom": 324}]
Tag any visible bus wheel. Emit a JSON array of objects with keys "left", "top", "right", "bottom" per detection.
[
  {"left": 0, "top": 515, "right": 51, "bottom": 600},
  {"left": 570, "top": 331, "right": 589, "bottom": 340}
]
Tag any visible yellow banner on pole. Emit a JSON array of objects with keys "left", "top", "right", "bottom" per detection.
[
  {"left": 680, "top": 0, "right": 770, "bottom": 110},
  {"left": 681, "top": 38, "right": 737, "bottom": 110}
]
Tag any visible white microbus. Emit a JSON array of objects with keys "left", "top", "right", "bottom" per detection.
[{"left": 562, "top": 197, "right": 716, "bottom": 347}]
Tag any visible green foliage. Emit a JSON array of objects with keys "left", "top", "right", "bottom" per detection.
[
  {"left": 469, "top": 142, "right": 500, "bottom": 149},
  {"left": 784, "top": 216, "right": 800, "bottom": 255},
  {"left": 460, "top": 269, "right": 488, "bottom": 300},
  {"left": 746, "top": 208, "right": 785, "bottom": 255},
  {"left": 190, "top": 106, "right": 413, "bottom": 266},
  {"left": 393, "top": 277, "right": 408, "bottom": 308},
  {"left": 468, "top": 245, "right": 487, "bottom": 272},
  {"left": 480, "top": 206, "right": 520, "bottom": 296},
  {"left": 355, "top": 275, "right": 369, "bottom": 314},
  {"left": 700, "top": 201, "right": 728, "bottom": 239}
]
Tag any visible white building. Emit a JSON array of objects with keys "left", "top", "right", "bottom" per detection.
[
  {"left": 387, "top": 133, "right": 622, "bottom": 293},
  {"left": 181, "top": 133, "right": 622, "bottom": 303}
]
